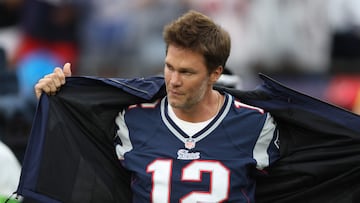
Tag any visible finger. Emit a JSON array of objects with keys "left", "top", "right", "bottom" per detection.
[
  {"left": 34, "top": 80, "right": 52, "bottom": 99},
  {"left": 54, "top": 67, "right": 66, "bottom": 86},
  {"left": 37, "top": 77, "right": 57, "bottom": 95},
  {"left": 44, "top": 73, "right": 55, "bottom": 78},
  {"left": 34, "top": 83, "right": 43, "bottom": 99},
  {"left": 42, "top": 73, "right": 60, "bottom": 91},
  {"left": 63, "top": 63, "right": 72, "bottom": 77},
  {"left": 48, "top": 78, "right": 58, "bottom": 93},
  {"left": 52, "top": 75, "right": 63, "bottom": 88}
]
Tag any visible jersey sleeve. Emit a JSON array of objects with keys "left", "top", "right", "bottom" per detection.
[{"left": 253, "top": 113, "right": 279, "bottom": 169}]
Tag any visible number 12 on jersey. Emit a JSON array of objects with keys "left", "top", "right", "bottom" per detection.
[{"left": 147, "top": 159, "right": 230, "bottom": 203}]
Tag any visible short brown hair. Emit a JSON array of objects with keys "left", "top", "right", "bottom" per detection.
[{"left": 163, "top": 10, "right": 231, "bottom": 73}]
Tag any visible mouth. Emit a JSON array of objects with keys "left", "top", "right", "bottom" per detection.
[{"left": 168, "top": 90, "right": 182, "bottom": 96}]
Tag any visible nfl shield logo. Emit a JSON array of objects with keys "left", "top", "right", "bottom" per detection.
[{"left": 185, "top": 138, "right": 195, "bottom": 149}]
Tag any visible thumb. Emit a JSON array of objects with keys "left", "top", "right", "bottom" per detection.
[{"left": 63, "top": 63, "right": 72, "bottom": 77}]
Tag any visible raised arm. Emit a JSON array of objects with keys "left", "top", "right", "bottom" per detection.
[{"left": 34, "top": 63, "right": 72, "bottom": 99}]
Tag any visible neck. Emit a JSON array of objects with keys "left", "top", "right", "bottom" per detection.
[{"left": 171, "top": 90, "right": 223, "bottom": 122}]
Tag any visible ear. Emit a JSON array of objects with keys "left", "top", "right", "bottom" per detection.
[{"left": 210, "top": 66, "right": 223, "bottom": 84}]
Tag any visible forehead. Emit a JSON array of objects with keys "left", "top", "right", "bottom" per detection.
[{"left": 165, "top": 45, "right": 206, "bottom": 69}]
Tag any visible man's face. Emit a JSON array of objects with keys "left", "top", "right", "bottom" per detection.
[{"left": 164, "top": 44, "right": 212, "bottom": 110}]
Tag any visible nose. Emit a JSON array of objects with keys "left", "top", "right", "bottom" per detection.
[{"left": 169, "top": 71, "right": 181, "bottom": 86}]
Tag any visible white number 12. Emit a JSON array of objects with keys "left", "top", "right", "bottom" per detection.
[{"left": 147, "top": 159, "right": 230, "bottom": 203}]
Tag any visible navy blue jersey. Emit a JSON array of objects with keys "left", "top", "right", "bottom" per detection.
[
  {"left": 115, "top": 93, "right": 279, "bottom": 202},
  {"left": 16, "top": 75, "right": 360, "bottom": 203}
]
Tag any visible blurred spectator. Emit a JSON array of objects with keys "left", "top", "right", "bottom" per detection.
[
  {"left": 0, "top": 47, "right": 32, "bottom": 163},
  {"left": 323, "top": 0, "right": 360, "bottom": 113},
  {"left": 1, "top": 1, "right": 79, "bottom": 161},
  {"left": 12, "top": 0, "right": 79, "bottom": 101},
  {"left": 0, "top": 0, "right": 22, "bottom": 27},
  {"left": 13, "top": 0, "right": 79, "bottom": 67},
  {"left": 324, "top": 75, "right": 360, "bottom": 112},
  {"left": 328, "top": 0, "right": 360, "bottom": 74},
  {"left": 187, "top": 0, "right": 253, "bottom": 83},
  {"left": 0, "top": 0, "right": 23, "bottom": 62},
  {"left": 76, "top": 0, "right": 188, "bottom": 78},
  {"left": 0, "top": 140, "right": 21, "bottom": 202},
  {"left": 135, "top": 0, "right": 189, "bottom": 76},
  {"left": 75, "top": 0, "right": 137, "bottom": 77},
  {"left": 189, "top": 0, "right": 332, "bottom": 76}
]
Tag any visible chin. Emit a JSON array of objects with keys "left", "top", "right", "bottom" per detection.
[
  {"left": 168, "top": 100, "right": 178, "bottom": 108},
  {"left": 169, "top": 100, "right": 183, "bottom": 109},
  {"left": 168, "top": 96, "right": 187, "bottom": 109}
]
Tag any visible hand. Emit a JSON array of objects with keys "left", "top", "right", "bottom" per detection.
[{"left": 34, "top": 63, "right": 72, "bottom": 99}]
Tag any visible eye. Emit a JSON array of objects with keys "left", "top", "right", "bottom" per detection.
[
  {"left": 165, "top": 63, "right": 174, "bottom": 71},
  {"left": 180, "top": 70, "right": 194, "bottom": 76}
]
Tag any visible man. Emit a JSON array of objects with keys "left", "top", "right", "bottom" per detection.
[
  {"left": 33, "top": 10, "right": 279, "bottom": 202},
  {"left": 21, "top": 9, "right": 360, "bottom": 203}
]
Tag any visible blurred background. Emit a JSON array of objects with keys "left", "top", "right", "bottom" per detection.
[{"left": 1, "top": 0, "right": 360, "bottom": 199}]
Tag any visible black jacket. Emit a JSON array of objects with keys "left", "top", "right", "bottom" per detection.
[{"left": 17, "top": 74, "right": 360, "bottom": 203}]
